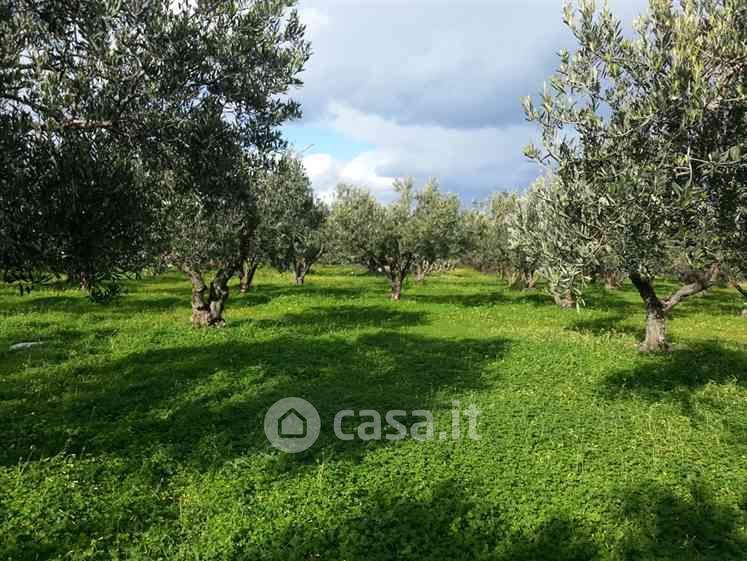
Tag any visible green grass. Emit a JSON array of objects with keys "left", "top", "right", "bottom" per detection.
[{"left": 1, "top": 266, "right": 745, "bottom": 560}]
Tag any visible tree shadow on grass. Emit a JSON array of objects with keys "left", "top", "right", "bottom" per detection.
[
  {"left": 248, "top": 478, "right": 747, "bottom": 561},
  {"left": 0, "top": 293, "right": 187, "bottom": 316},
  {"left": 0, "top": 324, "right": 118, "bottom": 378},
  {"left": 244, "top": 480, "right": 601, "bottom": 561},
  {"left": 579, "top": 288, "right": 640, "bottom": 314},
  {"left": 411, "top": 291, "right": 509, "bottom": 307},
  {"left": 504, "top": 290, "right": 566, "bottom": 308},
  {"left": 0, "top": 331, "right": 509, "bottom": 470},
  {"left": 616, "top": 480, "right": 747, "bottom": 561},
  {"left": 598, "top": 341, "right": 747, "bottom": 432},
  {"left": 245, "top": 305, "right": 428, "bottom": 333},
  {"left": 244, "top": 283, "right": 369, "bottom": 302},
  {"left": 601, "top": 341, "right": 747, "bottom": 397}
]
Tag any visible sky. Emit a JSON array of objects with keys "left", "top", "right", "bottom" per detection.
[{"left": 283, "top": 0, "right": 649, "bottom": 203}]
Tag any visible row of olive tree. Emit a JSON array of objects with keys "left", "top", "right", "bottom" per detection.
[
  {"left": 239, "top": 154, "right": 328, "bottom": 292},
  {"left": 0, "top": 0, "right": 311, "bottom": 326}
]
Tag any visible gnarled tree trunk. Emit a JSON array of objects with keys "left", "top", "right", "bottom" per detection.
[
  {"left": 603, "top": 271, "right": 624, "bottom": 290},
  {"left": 77, "top": 272, "right": 92, "bottom": 291},
  {"left": 187, "top": 268, "right": 232, "bottom": 327},
  {"left": 524, "top": 271, "right": 537, "bottom": 289},
  {"left": 643, "top": 304, "right": 669, "bottom": 352},
  {"left": 630, "top": 273, "right": 672, "bottom": 352},
  {"left": 414, "top": 262, "right": 427, "bottom": 283},
  {"left": 293, "top": 248, "right": 323, "bottom": 286},
  {"left": 552, "top": 291, "right": 576, "bottom": 309},
  {"left": 509, "top": 269, "right": 537, "bottom": 290},
  {"left": 630, "top": 265, "right": 719, "bottom": 352},
  {"left": 389, "top": 276, "right": 403, "bottom": 300},
  {"left": 294, "top": 259, "right": 306, "bottom": 285},
  {"left": 384, "top": 262, "right": 409, "bottom": 300}
]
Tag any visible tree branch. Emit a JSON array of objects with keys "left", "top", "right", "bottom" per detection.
[{"left": 662, "top": 264, "right": 720, "bottom": 313}]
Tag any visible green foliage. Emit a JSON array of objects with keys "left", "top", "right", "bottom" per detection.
[
  {"left": 525, "top": 0, "right": 747, "bottom": 283},
  {"left": 0, "top": 0, "right": 311, "bottom": 299},
  {"left": 463, "top": 191, "right": 544, "bottom": 289},
  {"left": 509, "top": 175, "right": 612, "bottom": 306},
  {"left": 327, "top": 179, "right": 464, "bottom": 297},
  {"left": 1, "top": 267, "right": 745, "bottom": 559},
  {"left": 247, "top": 154, "right": 328, "bottom": 284},
  {"left": 461, "top": 195, "right": 514, "bottom": 274},
  {"left": 410, "top": 179, "right": 464, "bottom": 276}
]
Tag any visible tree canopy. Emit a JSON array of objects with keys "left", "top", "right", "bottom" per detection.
[
  {"left": 523, "top": 0, "right": 747, "bottom": 350},
  {"left": 0, "top": 0, "right": 310, "bottom": 321}
]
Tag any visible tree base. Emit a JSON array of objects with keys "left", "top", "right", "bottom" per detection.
[
  {"left": 191, "top": 309, "right": 226, "bottom": 328},
  {"left": 553, "top": 293, "right": 576, "bottom": 309},
  {"left": 638, "top": 340, "right": 673, "bottom": 353}
]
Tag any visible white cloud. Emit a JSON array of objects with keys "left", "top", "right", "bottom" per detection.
[
  {"left": 302, "top": 102, "right": 540, "bottom": 201},
  {"left": 303, "top": 150, "right": 396, "bottom": 201}
]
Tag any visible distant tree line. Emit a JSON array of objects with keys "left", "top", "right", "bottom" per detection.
[{"left": 325, "top": 0, "right": 746, "bottom": 354}]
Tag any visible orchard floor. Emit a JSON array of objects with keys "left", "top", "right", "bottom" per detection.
[{"left": 1, "top": 267, "right": 746, "bottom": 561}]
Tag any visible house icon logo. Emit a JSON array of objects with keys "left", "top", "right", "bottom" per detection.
[
  {"left": 264, "top": 397, "right": 320, "bottom": 453},
  {"left": 278, "top": 408, "right": 307, "bottom": 438}
]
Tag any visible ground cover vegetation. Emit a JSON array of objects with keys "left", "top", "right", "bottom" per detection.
[{"left": 1, "top": 0, "right": 746, "bottom": 558}]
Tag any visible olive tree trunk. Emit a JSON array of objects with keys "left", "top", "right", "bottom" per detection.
[
  {"left": 732, "top": 281, "right": 747, "bottom": 317},
  {"left": 239, "top": 259, "right": 259, "bottom": 294},
  {"left": 525, "top": 271, "right": 537, "bottom": 289},
  {"left": 630, "top": 266, "right": 719, "bottom": 352},
  {"left": 389, "top": 275, "right": 404, "bottom": 300},
  {"left": 293, "top": 247, "right": 323, "bottom": 286},
  {"left": 508, "top": 269, "right": 537, "bottom": 290},
  {"left": 603, "top": 271, "right": 624, "bottom": 290},
  {"left": 414, "top": 262, "right": 427, "bottom": 283},
  {"left": 552, "top": 292, "right": 576, "bottom": 309},
  {"left": 294, "top": 260, "right": 306, "bottom": 285},
  {"left": 186, "top": 268, "right": 233, "bottom": 327},
  {"left": 384, "top": 262, "right": 409, "bottom": 300}
]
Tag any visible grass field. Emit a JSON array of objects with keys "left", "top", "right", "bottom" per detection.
[{"left": 1, "top": 267, "right": 746, "bottom": 560}]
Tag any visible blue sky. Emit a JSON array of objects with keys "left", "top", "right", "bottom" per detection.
[{"left": 283, "top": 0, "right": 648, "bottom": 202}]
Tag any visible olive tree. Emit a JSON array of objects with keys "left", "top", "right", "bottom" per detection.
[
  {"left": 509, "top": 175, "right": 611, "bottom": 308},
  {"left": 460, "top": 205, "right": 498, "bottom": 273},
  {"left": 238, "top": 154, "right": 326, "bottom": 290},
  {"left": 410, "top": 179, "right": 463, "bottom": 282},
  {"left": 264, "top": 155, "right": 327, "bottom": 286},
  {"left": 327, "top": 178, "right": 461, "bottom": 300},
  {"left": 463, "top": 191, "right": 537, "bottom": 289},
  {"left": 152, "top": 1, "right": 310, "bottom": 326},
  {"left": 0, "top": 0, "right": 171, "bottom": 299},
  {"left": 161, "top": 111, "right": 257, "bottom": 327},
  {"left": 0, "top": 0, "right": 310, "bottom": 322},
  {"left": 524, "top": 0, "right": 747, "bottom": 350}
]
